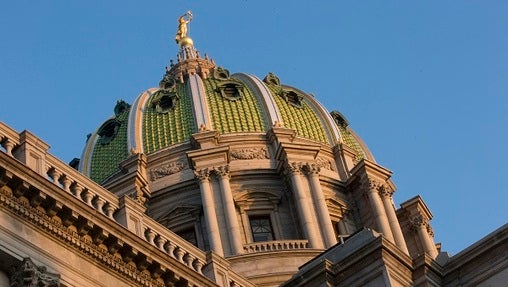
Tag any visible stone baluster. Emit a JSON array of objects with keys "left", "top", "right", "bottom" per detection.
[
  {"left": 145, "top": 228, "right": 156, "bottom": 245},
  {"left": 95, "top": 197, "right": 106, "bottom": 214},
  {"left": 194, "top": 260, "right": 204, "bottom": 274},
  {"left": 285, "top": 162, "right": 323, "bottom": 249},
  {"left": 378, "top": 185, "right": 409, "bottom": 254},
  {"left": 71, "top": 183, "right": 84, "bottom": 199},
  {"left": 155, "top": 236, "right": 166, "bottom": 250},
  {"left": 303, "top": 163, "right": 337, "bottom": 248},
  {"left": 61, "top": 175, "right": 72, "bottom": 193},
  {"left": 82, "top": 190, "right": 95, "bottom": 206},
  {"left": 165, "top": 241, "right": 177, "bottom": 258},
  {"left": 104, "top": 203, "right": 116, "bottom": 219},
  {"left": 184, "top": 254, "right": 195, "bottom": 268},
  {"left": 194, "top": 168, "right": 224, "bottom": 256},
  {"left": 214, "top": 165, "right": 243, "bottom": 255},
  {"left": 2, "top": 139, "right": 15, "bottom": 156},
  {"left": 48, "top": 168, "right": 62, "bottom": 186},
  {"left": 175, "top": 248, "right": 185, "bottom": 262}
]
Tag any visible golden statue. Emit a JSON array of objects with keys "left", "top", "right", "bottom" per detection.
[{"left": 175, "top": 11, "right": 193, "bottom": 44}]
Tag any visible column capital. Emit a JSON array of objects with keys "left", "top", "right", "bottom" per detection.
[
  {"left": 411, "top": 215, "right": 434, "bottom": 237},
  {"left": 410, "top": 214, "right": 429, "bottom": 230},
  {"left": 213, "top": 165, "right": 230, "bottom": 179},
  {"left": 193, "top": 168, "right": 210, "bottom": 181},
  {"left": 378, "top": 184, "right": 394, "bottom": 198},
  {"left": 362, "top": 177, "right": 384, "bottom": 193},
  {"left": 302, "top": 162, "right": 321, "bottom": 176},
  {"left": 284, "top": 161, "right": 303, "bottom": 175}
]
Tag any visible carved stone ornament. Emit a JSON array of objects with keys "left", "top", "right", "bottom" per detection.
[
  {"left": 316, "top": 157, "right": 334, "bottom": 171},
  {"left": 378, "top": 184, "right": 395, "bottom": 198},
  {"left": 410, "top": 214, "right": 429, "bottom": 231},
  {"left": 427, "top": 225, "right": 435, "bottom": 237},
  {"left": 151, "top": 161, "right": 185, "bottom": 180},
  {"left": 230, "top": 148, "right": 269, "bottom": 160},
  {"left": 285, "top": 161, "right": 303, "bottom": 175},
  {"left": 364, "top": 178, "right": 383, "bottom": 192},
  {"left": 302, "top": 163, "right": 320, "bottom": 175},
  {"left": 263, "top": 72, "right": 281, "bottom": 87},
  {"left": 128, "top": 190, "right": 147, "bottom": 206},
  {"left": 212, "top": 165, "right": 230, "bottom": 178},
  {"left": 193, "top": 168, "right": 210, "bottom": 181},
  {"left": 10, "top": 257, "right": 60, "bottom": 287},
  {"left": 212, "top": 66, "right": 230, "bottom": 80}
]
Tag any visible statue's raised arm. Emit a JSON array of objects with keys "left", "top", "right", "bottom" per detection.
[{"left": 175, "top": 11, "right": 193, "bottom": 44}]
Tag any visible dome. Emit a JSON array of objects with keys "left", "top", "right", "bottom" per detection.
[{"left": 78, "top": 40, "right": 373, "bottom": 184}]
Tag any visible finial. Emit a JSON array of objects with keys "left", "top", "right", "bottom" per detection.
[{"left": 175, "top": 11, "right": 193, "bottom": 47}]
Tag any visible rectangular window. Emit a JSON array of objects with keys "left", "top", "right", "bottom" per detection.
[{"left": 249, "top": 215, "right": 274, "bottom": 242}]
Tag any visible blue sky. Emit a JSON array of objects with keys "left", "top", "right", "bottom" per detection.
[{"left": 1, "top": 1, "right": 506, "bottom": 255}]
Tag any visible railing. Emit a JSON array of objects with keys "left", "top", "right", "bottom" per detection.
[
  {"left": 243, "top": 240, "right": 310, "bottom": 253},
  {"left": 0, "top": 122, "right": 120, "bottom": 219},
  {"left": 44, "top": 153, "right": 119, "bottom": 219},
  {"left": 0, "top": 122, "right": 19, "bottom": 156},
  {"left": 143, "top": 221, "right": 207, "bottom": 274}
]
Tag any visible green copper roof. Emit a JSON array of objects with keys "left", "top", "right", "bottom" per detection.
[
  {"left": 142, "top": 83, "right": 196, "bottom": 154},
  {"left": 203, "top": 78, "right": 266, "bottom": 134},
  {"left": 267, "top": 85, "right": 328, "bottom": 144},
  {"left": 90, "top": 110, "right": 130, "bottom": 183}
]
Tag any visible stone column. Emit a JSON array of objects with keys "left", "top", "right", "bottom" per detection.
[
  {"left": 194, "top": 168, "right": 224, "bottom": 256},
  {"left": 365, "top": 178, "right": 394, "bottom": 241},
  {"left": 378, "top": 185, "right": 409, "bottom": 254},
  {"left": 303, "top": 163, "right": 337, "bottom": 248},
  {"left": 411, "top": 215, "right": 438, "bottom": 258},
  {"left": 286, "top": 162, "right": 323, "bottom": 249},
  {"left": 214, "top": 166, "right": 244, "bottom": 255}
]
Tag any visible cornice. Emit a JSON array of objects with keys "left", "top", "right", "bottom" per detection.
[{"left": 0, "top": 152, "right": 217, "bottom": 287}]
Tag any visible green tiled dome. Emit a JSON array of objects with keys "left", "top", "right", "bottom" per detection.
[
  {"left": 266, "top": 84, "right": 329, "bottom": 144},
  {"left": 89, "top": 106, "right": 130, "bottom": 183},
  {"left": 203, "top": 78, "right": 266, "bottom": 134},
  {"left": 142, "top": 83, "right": 196, "bottom": 154},
  {"left": 79, "top": 43, "right": 373, "bottom": 184}
]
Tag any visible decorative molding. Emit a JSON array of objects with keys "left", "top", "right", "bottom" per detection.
[
  {"left": 10, "top": 257, "right": 60, "bottom": 287},
  {"left": 230, "top": 148, "right": 269, "bottom": 160},
  {"left": 0, "top": 188, "right": 166, "bottom": 287},
  {"left": 150, "top": 161, "right": 185, "bottom": 180}
]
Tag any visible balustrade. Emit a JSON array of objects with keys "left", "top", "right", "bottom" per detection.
[
  {"left": 142, "top": 223, "right": 207, "bottom": 275},
  {"left": 243, "top": 240, "right": 310, "bottom": 253}
]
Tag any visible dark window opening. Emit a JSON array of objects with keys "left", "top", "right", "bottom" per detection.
[
  {"left": 97, "top": 120, "right": 120, "bottom": 145},
  {"left": 285, "top": 91, "right": 302, "bottom": 108},
  {"left": 176, "top": 227, "right": 198, "bottom": 247},
  {"left": 249, "top": 215, "right": 274, "bottom": 242},
  {"left": 159, "top": 95, "right": 174, "bottom": 110},
  {"left": 217, "top": 83, "right": 243, "bottom": 101}
]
